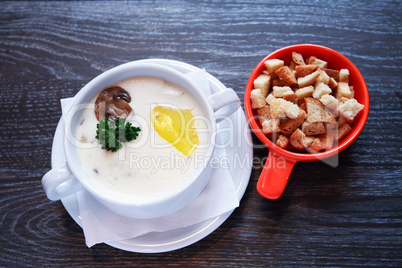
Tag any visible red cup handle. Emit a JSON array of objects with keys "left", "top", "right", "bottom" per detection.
[{"left": 257, "top": 151, "right": 296, "bottom": 200}]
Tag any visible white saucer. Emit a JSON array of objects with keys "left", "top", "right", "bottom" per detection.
[{"left": 52, "top": 59, "right": 253, "bottom": 253}]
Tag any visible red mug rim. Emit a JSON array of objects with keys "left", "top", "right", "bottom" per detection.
[{"left": 245, "top": 44, "right": 370, "bottom": 162}]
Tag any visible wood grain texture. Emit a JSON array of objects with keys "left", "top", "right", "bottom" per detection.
[{"left": 0, "top": 0, "right": 401, "bottom": 267}]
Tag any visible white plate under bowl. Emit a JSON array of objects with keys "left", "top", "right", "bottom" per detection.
[{"left": 52, "top": 59, "right": 253, "bottom": 253}]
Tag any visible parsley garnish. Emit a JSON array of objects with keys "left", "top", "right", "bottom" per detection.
[{"left": 95, "top": 117, "right": 141, "bottom": 152}]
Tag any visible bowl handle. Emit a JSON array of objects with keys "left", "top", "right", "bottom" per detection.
[
  {"left": 208, "top": 88, "right": 240, "bottom": 122},
  {"left": 42, "top": 163, "right": 83, "bottom": 201},
  {"left": 257, "top": 151, "right": 296, "bottom": 199}
]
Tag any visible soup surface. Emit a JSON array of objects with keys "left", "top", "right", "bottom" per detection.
[{"left": 74, "top": 76, "right": 209, "bottom": 202}]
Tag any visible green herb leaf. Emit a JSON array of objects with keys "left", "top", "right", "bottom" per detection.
[
  {"left": 125, "top": 121, "right": 141, "bottom": 142},
  {"left": 95, "top": 117, "right": 141, "bottom": 152}
]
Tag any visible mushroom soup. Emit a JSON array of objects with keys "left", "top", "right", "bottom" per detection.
[{"left": 74, "top": 76, "right": 210, "bottom": 202}]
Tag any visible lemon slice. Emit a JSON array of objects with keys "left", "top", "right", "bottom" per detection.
[{"left": 152, "top": 105, "right": 199, "bottom": 156}]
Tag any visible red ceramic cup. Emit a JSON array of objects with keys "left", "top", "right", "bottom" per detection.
[{"left": 244, "top": 44, "right": 370, "bottom": 200}]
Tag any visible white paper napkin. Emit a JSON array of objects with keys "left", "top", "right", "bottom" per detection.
[{"left": 60, "top": 68, "right": 240, "bottom": 247}]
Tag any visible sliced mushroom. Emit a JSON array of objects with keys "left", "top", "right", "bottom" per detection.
[{"left": 94, "top": 86, "right": 132, "bottom": 121}]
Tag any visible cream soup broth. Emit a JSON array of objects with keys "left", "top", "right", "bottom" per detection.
[{"left": 74, "top": 76, "right": 209, "bottom": 202}]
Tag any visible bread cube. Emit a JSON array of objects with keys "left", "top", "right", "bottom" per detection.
[
  {"left": 349, "top": 86, "right": 355, "bottom": 99},
  {"left": 295, "top": 65, "right": 318, "bottom": 78},
  {"left": 264, "top": 59, "right": 284, "bottom": 74},
  {"left": 337, "top": 114, "right": 347, "bottom": 127},
  {"left": 265, "top": 93, "right": 276, "bottom": 105},
  {"left": 289, "top": 61, "right": 297, "bottom": 71},
  {"left": 308, "top": 137, "right": 326, "bottom": 152},
  {"left": 307, "top": 56, "right": 328, "bottom": 68},
  {"left": 295, "top": 85, "right": 314, "bottom": 100},
  {"left": 305, "top": 97, "right": 336, "bottom": 123},
  {"left": 289, "top": 128, "right": 313, "bottom": 150},
  {"left": 314, "top": 69, "right": 331, "bottom": 86},
  {"left": 280, "top": 110, "right": 307, "bottom": 135},
  {"left": 338, "top": 98, "right": 364, "bottom": 121},
  {"left": 284, "top": 101, "right": 300, "bottom": 119},
  {"left": 283, "top": 91, "right": 297, "bottom": 104},
  {"left": 339, "top": 69, "right": 349, "bottom": 83},
  {"left": 275, "top": 66, "right": 298, "bottom": 87},
  {"left": 253, "top": 74, "right": 271, "bottom": 98},
  {"left": 323, "top": 127, "right": 336, "bottom": 149},
  {"left": 336, "top": 82, "right": 352, "bottom": 99},
  {"left": 270, "top": 98, "right": 287, "bottom": 119},
  {"left": 322, "top": 68, "right": 340, "bottom": 81},
  {"left": 313, "top": 83, "right": 332, "bottom": 99},
  {"left": 276, "top": 135, "right": 290, "bottom": 149},
  {"left": 299, "top": 101, "right": 307, "bottom": 112},
  {"left": 298, "top": 70, "right": 321, "bottom": 88},
  {"left": 292, "top": 51, "right": 305, "bottom": 65},
  {"left": 320, "top": 94, "right": 339, "bottom": 112},
  {"left": 328, "top": 77, "right": 338, "bottom": 89},
  {"left": 256, "top": 105, "right": 271, "bottom": 125},
  {"left": 270, "top": 98, "right": 300, "bottom": 120},
  {"left": 250, "top": 89, "right": 266, "bottom": 109},
  {"left": 272, "top": 79, "right": 286, "bottom": 87},
  {"left": 273, "top": 86, "right": 293, "bottom": 98},
  {"left": 262, "top": 119, "right": 281, "bottom": 134},
  {"left": 302, "top": 121, "right": 327, "bottom": 136},
  {"left": 336, "top": 123, "right": 352, "bottom": 141}
]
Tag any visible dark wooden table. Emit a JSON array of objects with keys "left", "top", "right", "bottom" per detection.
[{"left": 1, "top": 0, "right": 401, "bottom": 267}]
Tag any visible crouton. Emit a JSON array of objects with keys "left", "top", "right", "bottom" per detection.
[
  {"left": 320, "top": 94, "right": 338, "bottom": 112},
  {"left": 322, "top": 68, "right": 340, "bottom": 81},
  {"left": 280, "top": 110, "right": 307, "bottom": 135},
  {"left": 337, "top": 114, "right": 347, "bottom": 127},
  {"left": 292, "top": 51, "right": 305, "bottom": 65},
  {"left": 295, "top": 85, "right": 314, "bottom": 100},
  {"left": 318, "top": 128, "right": 336, "bottom": 150},
  {"left": 314, "top": 69, "right": 330, "bottom": 86},
  {"left": 265, "top": 94, "right": 276, "bottom": 105},
  {"left": 304, "top": 136, "right": 314, "bottom": 147},
  {"left": 299, "top": 101, "right": 307, "bottom": 112},
  {"left": 336, "top": 123, "right": 352, "bottom": 141},
  {"left": 270, "top": 98, "right": 287, "bottom": 119},
  {"left": 308, "top": 137, "right": 326, "bottom": 152},
  {"left": 298, "top": 70, "right": 321, "bottom": 88},
  {"left": 270, "top": 98, "right": 300, "bottom": 120},
  {"left": 338, "top": 98, "right": 364, "bottom": 121},
  {"left": 313, "top": 83, "right": 332, "bottom": 99},
  {"left": 253, "top": 74, "right": 271, "bottom": 98},
  {"left": 295, "top": 65, "right": 318, "bottom": 78},
  {"left": 349, "top": 86, "right": 355, "bottom": 99},
  {"left": 328, "top": 77, "right": 338, "bottom": 89},
  {"left": 302, "top": 121, "right": 327, "bottom": 136},
  {"left": 250, "top": 89, "right": 266, "bottom": 109},
  {"left": 336, "top": 82, "right": 352, "bottom": 99},
  {"left": 275, "top": 66, "right": 298, "bottom": 87},
  {"left": 305, "top": 97, "right": 336, "bottom": 123},
  {"left": 306, "top": 56, "right": 328, "bottom": 68},
  {"left": 289, "top": 128, "right": 314, "bottom": 150},
  {"left": 262, "top": 119, "right": 281, "bottom": 134},
  {"left": 272, "top": 79, "right": 286, "bottom": 87},
  {"left": 256, "top": 105, "right": 271, "bottom": 125},
  {"left": 339, "top": 69, "right": 349, "bottom": 83},
  {"left": 283, "top": 91, "right": 297, "bottom": 104},
  {"left": 338, "top": 96, "right": 350, "bottom": 103},
  {"left": 276, "top": 135, "right": 290, "bottom": 149},
  {"left": 289, "top": 61, "right": 297, "bottom": 71},
  {"left": 273, "top": 86, "right": 293, "bottom": 98},
  {"left": 264, "top": 59, "right": 284, "bottom": 74},
  {"left": 284, "top": 101, "right": 300, "bottom": 119},
  {"left": 289, "top": 128, "right": 305, "bottom": 150}
]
